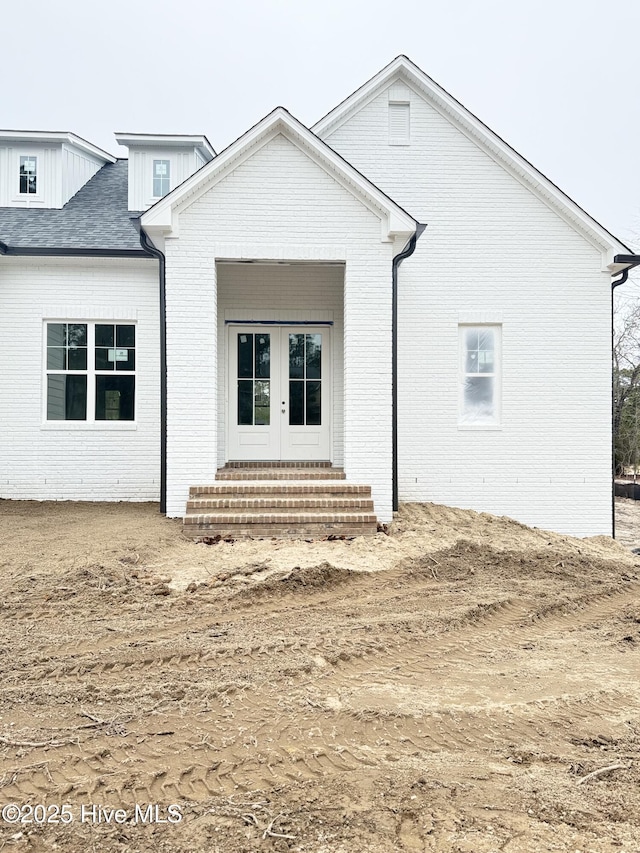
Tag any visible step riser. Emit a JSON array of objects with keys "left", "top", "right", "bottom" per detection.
[
  {"left": 183, "top": 522, "right": 377, "bottom": 538},
  {"left": 215, "top": 470, "right": 346, "bottom": 481},
  {"left": 190, "top": 484, "right": 370, "bottom": 496},
  {"left": 187, "top": 498, "right": 374, "bottom": 511},
  {"left": 224, "top": 461, "right": 332, "bottom": 469},
  {"left": 185, "top": 513, "right": 377, "bottom": 525}
]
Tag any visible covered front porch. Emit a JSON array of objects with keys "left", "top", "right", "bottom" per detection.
[{"left": 139, "top": 107, "right": 417, "bottom": 524}]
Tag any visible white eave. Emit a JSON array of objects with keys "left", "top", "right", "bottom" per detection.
[
  {"left": 0, "top": 130, "right": 116, "bottom": 163},
  {"left": 313, "top": 55, "right": 632, "bottom": 268},
  {"left": 115, "top": 133, "right": 216, "bottom": 161},
  {"left": 140, "top": 107, "right": 417, "bottom": 245}
]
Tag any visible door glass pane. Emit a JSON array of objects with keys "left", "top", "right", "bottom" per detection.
[
  {"left": 289, "top": 380, "right": 304, "bottom": 425},
  {"left": 306, "top": 334, "right": 321, "bottom": 379},
  {"left": 255, "top": 380, "right": 270, "bottom": 425},
  {"left": 306, "top": 381, "right": 321, "bottom": 425},
  {"left": 238, "top": 334, "right": 253, "bottom": 378},
  {"left": 255, "top": 334, "right": 270, "bottom": 379},
  {"left": 289, "top": 334, "right": 304, "bottom": 379},
  {"left": 238, "top": 380, "right": 253, "bottom": 425}
]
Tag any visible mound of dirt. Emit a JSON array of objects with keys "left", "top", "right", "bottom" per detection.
[{"left": 1, "top": 498, "right": 640, "bottom": 853}]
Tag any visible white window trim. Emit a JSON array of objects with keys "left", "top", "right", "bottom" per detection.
[
  {"left": 14, "top": 152, "right": 43, "bottom": 203},
  {"left": 458, "top": 324, "right": 502, "bottom": 430},
  {"left": 152, "top": 158, "right": 171, "bottom": 199},
  {"left": 42, "top": 320, "right": 137, "bottom": 428}
]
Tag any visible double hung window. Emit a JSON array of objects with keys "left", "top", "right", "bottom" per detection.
[
  {"left": 19, "top": 156, "right": 37, "bottom": 194},
  {"left": 459, "top": 325, "right": 501, "bottom": 426},
  {"left": 46, "top": 322, "right": 135, "bottom": 422},
  {"left": 152, "top": 160, "right": 170, "bottom": 197}
]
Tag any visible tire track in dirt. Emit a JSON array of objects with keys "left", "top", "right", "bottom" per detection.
[{"left": 3, "top": 684, "right": 637, "bottom": 803}]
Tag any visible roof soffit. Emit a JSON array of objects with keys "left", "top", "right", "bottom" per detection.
[
  {"left": 141, "top": 108, "right": 417, "bottom": 242},
  {"left": 313, "top": 56, "right": 631, "bottom": 260}
]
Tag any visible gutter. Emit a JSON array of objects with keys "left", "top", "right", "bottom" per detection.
[
  {"left": 392, "top": 223, "right": 427, "bottom": 512},
  {"left": 139, "top": 228, "right": 168, "bottom": 515},
  {"left": 0, "top": 245, "right": 145, "bottom": 257},
  {"left": 611, "top": 254, "right": 640, "bottom": 537}
]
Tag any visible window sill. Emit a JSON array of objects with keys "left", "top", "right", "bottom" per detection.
[
  {"left": 41, "top": 422, "right": 138, "bottom": 431},
  {"left": 457, "top": 424, "right": 502, "bottom": 431}
]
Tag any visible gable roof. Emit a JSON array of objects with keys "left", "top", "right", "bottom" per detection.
[
  {"left": 0, "top": 160, "right": 145, "bottom": 255},
  {"left": 141, "top": 107, "right": 418, "bottom": 243},
  {"left": 313, "top": 55, "right": 632, "bottom": 266}
]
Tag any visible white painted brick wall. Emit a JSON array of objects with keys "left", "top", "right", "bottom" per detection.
[
  {"left": 164, "top": 134, "right": 394, "bottom": 520},
  {"left": 216, "top": 263, "right": 344, "bottom": 468},
  {"left": 0, "top": 256, "right": 161, "bottom": 501},
  {"left": 323, "top": 83, "right": 613, "bottom": 536}
]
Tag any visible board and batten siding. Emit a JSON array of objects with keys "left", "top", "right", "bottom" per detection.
[
  {"left": 163, "top": 133, "right": 394, "bottom": 519},
  {"left": 0, "top": 256, "right": 161, "bottom": 501},
  {"left": 322, "top": 82, "right": 612, "bottom": 537},
  {"left": 0, "top": 143, "right": 104, "bottom": 208}
]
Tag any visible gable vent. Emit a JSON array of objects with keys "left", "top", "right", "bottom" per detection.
[{"left": 389, "top": 101, "right": 410, "bottom": 145}]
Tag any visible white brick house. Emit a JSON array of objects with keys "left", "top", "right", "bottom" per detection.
[{"left": 0, "top": 56, "right": 636, "bottom": 536}]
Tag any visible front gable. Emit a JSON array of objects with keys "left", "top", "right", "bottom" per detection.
[
  {"left": 141, "top": 107, "right": 417, "bottom": 250},
  {"left": 313, "top": 56, "right": 630, "bottom": 268}
]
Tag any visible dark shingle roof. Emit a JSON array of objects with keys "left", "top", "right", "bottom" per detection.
[{"left": 0, "top": 160, "right": 144, "bottom": 253}]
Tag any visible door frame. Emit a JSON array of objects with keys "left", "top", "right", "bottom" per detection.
[{"left": 225, "top": 321, "right": 333, "bottom": 462}]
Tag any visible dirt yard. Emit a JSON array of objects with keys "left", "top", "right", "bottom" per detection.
[{"left": 0, "top": 498, "right": 639, "bottom": 853}]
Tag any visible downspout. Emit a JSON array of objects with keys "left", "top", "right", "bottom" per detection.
[
  {"left": 611, "top": 254, "right": 640, "bottom": 537},
  {"left": 392, "top": 222, "right": 427, "bottom": 512},
  {"left": 139, "top": 228, "right": 168, "bottom": 515}
]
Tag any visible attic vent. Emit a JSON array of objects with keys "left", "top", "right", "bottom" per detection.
[{"left": 389, "top": 102, "right": 410, "bottom": 145}]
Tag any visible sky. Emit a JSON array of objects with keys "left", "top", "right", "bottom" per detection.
[{"left": 2, "top": 0, "right": 639, "bottom": 250}]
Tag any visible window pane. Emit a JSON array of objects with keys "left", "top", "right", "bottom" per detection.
[
  {"left": 115, "top": 349, "right": 135, "bottom": 371},
  {"left": 463, "top": 376, "right": 494, "bottom": 422},
  {"left": 68, "top": 346, "right": 87, "bottom": 370},
  {"left": 254, "top": 380, "right": 270, "bottom": 425},
  {"left": 306, "top": 334, "right": 321, "bottom": 379},
  {"left": 238, "top": 334, "right": 253, "bottom": 379},
  {"left": 48, "top": 375, "right": 87, "bottom": 420},
  {"left": 289, "top": 380, "right": 304, "bottom": 425},
  {"left": 289, "top": 334, "right": 304, "bottom": 379},
  {"left": 95, "top": 376, "right": 135, "bottom": 421},
  {"left": 68, "top": 324, "right": 87, "bottom": 347},
  {"left": 116, "top": 325, "right": 135, "bottom": 348},
  {"left": 306, "top": 381, "right": 321, "bottom": 425},
  {"left": 95, "top": 324, "right": 114, "bottom": 347},
  {"left": 238, "top": 380, "right": 253, "bottom": 425},
  {"left": 255, "top": 334, "right": 270, "bottom": 379},
  {"left": 95, "top": 347, "right": 113, "bottom": 370},
  {"left": 47, "top": 324, "right": 66, "bottom": 347},
  {"left": 47, "top": 348, "right": 66, "bottom": 370}
]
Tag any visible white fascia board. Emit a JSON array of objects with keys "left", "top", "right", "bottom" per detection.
[
  {"left": 115, "top": 133, "right": 216, "bottom": 159},
  {"left": 0, "top": 130, "right": 115, "bottom": 162},
  {"left": 313, "top": 56, "right": 630, "bottom": 259},
  {"left": 141, "top": 108, "right": 416, "bottom": 242}
]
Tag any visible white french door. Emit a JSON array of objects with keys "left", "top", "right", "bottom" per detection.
[{"left": 227, "top": 325, "right": 331, "bottom": 461}]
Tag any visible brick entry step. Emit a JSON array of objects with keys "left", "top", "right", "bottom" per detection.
[{"left": 183, "top": 463, "right": 378, "bottom": 538}]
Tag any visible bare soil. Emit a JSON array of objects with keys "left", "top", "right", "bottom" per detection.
[{"left": 1, "top": 498, "right": 640, "bottom": 852}]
